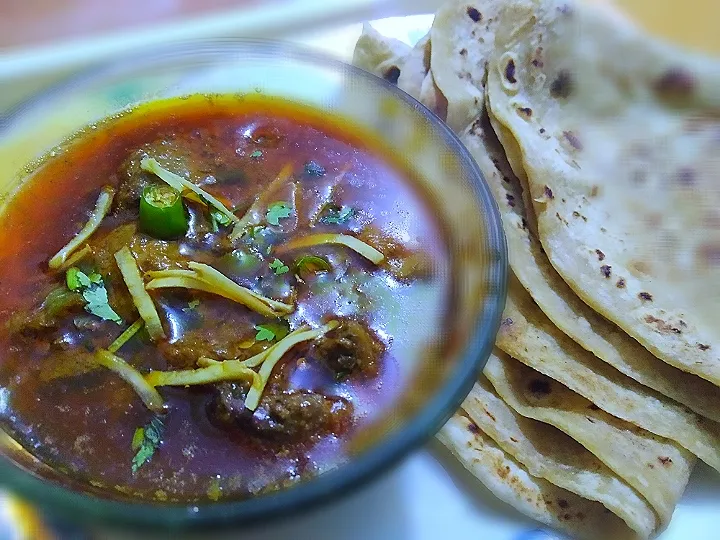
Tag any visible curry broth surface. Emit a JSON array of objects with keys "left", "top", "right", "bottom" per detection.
[{"left": 0, "top": 95, "right": 452, "bottom": 501}]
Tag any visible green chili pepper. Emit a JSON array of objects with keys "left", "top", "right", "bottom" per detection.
[{"left": 139, "top": 184, "right": 188, "bottom": 239}]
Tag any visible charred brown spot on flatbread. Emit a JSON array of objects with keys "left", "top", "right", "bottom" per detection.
[
  {"left": 466, "top": 6, "right": 482, "bottom": 22},
  {"left": 638, "top": 292, "right": 653, "bottom": 302},
  {"left": 517, "top": 107, "right": 533, "bottom": 118},
  {"left": 532, "top": 47, "right": 544, "bottom": 68},
  {"left": 528, "top": 379, "right": 552, "bottom": 395},
  {"left": 382, "top": 66, "right": 401, "bottom": 84},
  {"left": 644, "top": 314, "right": 683, "bottom": 334},
  {"left": 654, "top": 67, "right": 695, "bottom": 99},
  {"left": 563, "top": 130, "right": 583, "bottom": 150},
  {"left": 550, "top": 70, "right": 574, "bottom": 99},
  {"left": 600, "top": 265, "right": 612, "bottom": 278},
  {"left": 505, "top": 59, "right": 517, "bottom": 84},
  {"left": 699, "top": 243, "right": 720, "bottom": 266}
]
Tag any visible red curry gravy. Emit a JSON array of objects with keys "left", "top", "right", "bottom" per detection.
[{"left": 0, "top": 95, "right": 451, "bottom": 502}]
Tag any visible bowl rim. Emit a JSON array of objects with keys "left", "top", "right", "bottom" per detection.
[{"left": 0, "top": 38, "right": 507, "bottom": 531}]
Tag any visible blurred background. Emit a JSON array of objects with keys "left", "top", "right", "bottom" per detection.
[
  {"left": 0, "top": 0, "right": 717, "bottom": 538},
  {"left": 1, "top": 0, "right": 717, "bottom": 110}
]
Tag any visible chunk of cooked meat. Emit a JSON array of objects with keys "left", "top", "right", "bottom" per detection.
[
  {"left": 210, "top": 382, "right": 352, "bottom": 438},
  {"left": 88, "top": 224, "right": 138, "bottom": 321},
  {"left": 184, "top": 202, "right": 234, "bottom": 256},
  {"left": 114, "top": 140, "right": 195, "bottom": 212},
  {"left": 128, "top": 233, "right": 184, "bottom": 272},
  {"left": 311, "top": 319, "right": 384, "bottom": 378},
  {"left": 89, "top": 223, "right": 185, "bottom": 321},
  {"left": 159, "top": 322, "right": 265, "bottom": 369},
  {"left": 7, "top": 287, "right": 85, "bottom": 337},
  {"left": 114, "top": 136, "right": 240, "bottom": 212}
]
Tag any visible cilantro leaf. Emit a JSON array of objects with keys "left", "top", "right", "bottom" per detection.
[
  {"left": 255, "top": 322, "right": 290, "bottom": 342},
  {"left": 83, "top": 285, "right": 123, "bottom": 325},
  {"left": 131, "top": 427, "right": 145, "bottom": 451},
  {"left": 269, "top": 258, "right": 290, "bottom": 275},
  {"left": 244, "top": 224, "right": 266, "bottom": 240},
  {"left": 66, "top": 267, "right": 83, "bottom": 290},
  {"left": 320, "top": 205, "right": 354, "bottom": 225},
  {"left": 255, "top": 326, "right": 276, "bottom": 342},
  {"left": 66, "top": 268, "right": 123, "bottom": 325},
  {"left": 211, "top": 209, "right": 233, "bottom": 227},
  {"left": 250, "top": 150, "right": 263, "bottom": 159},
  {"left": 131, "top": 416, "right": 164, "bottom": 473},
  {"left": 67, "top": 267, "right": 101, "bottom": 290},
  {"left": 266, "top": 202, "right": 292, "bottom": 226},
  {"left": 304, "top": 160, "right": 326, "bottom": 177}
]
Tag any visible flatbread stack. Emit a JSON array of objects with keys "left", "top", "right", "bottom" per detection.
[{"left": 353, "top": 1, "right": 720, "bottom": 538}]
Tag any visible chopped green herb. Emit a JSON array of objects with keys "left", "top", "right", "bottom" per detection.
[
  {"left": 188, "top": 299, "right": 201, "bottom": 309},
  {"left": 83, "top": 285, "right": 123, "bottom": 325},
  {"left": 255, "top": 321, "right": 290, "bottom": 342},
  {"left": 269, "top": 258, "right": 290, "bottom": 275},
  {"left": 266, "top": 201, "right": 292, "bottom": 226},
  {"left": 211, "top": 208, "right": 233, "bottom": 227},
  {"left": 295, "top": 255, "right": 331, "bottom": 276},
  {"left": 304, "top": 160, "right": 326, "bottom": 177},
  {"left": 320, "top": 205, "right": 354, "bottom": 225},
  {"left": 250, "top": 150, "right": 264, "bottom": 159},
  {"left": 66, "top": 267, "right": 82, "bottom": 290},
  {"left": 131, "top": 416, "right": 164, "bottom": 473},
  {"left": 208, "top": 211, "right": 219, "bottom": 233},
  {"left": 255, "top": 326, "right": 275, "bottom": 342},
  {"left": 245, "top": 224, "right": 266, "bottom": 239},
  {"left": 131, "top": 427, "right": 145, "bottom": 452},
  {"left": 66, "top": 267, "right": 123, "bottom": 325},
  {"left": 66, "top": 267, "right": 102, "bottom": 291}
]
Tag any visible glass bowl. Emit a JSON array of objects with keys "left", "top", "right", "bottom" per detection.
[{"left": 0, "top": 39, "right": 507, "bottom": 532}]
